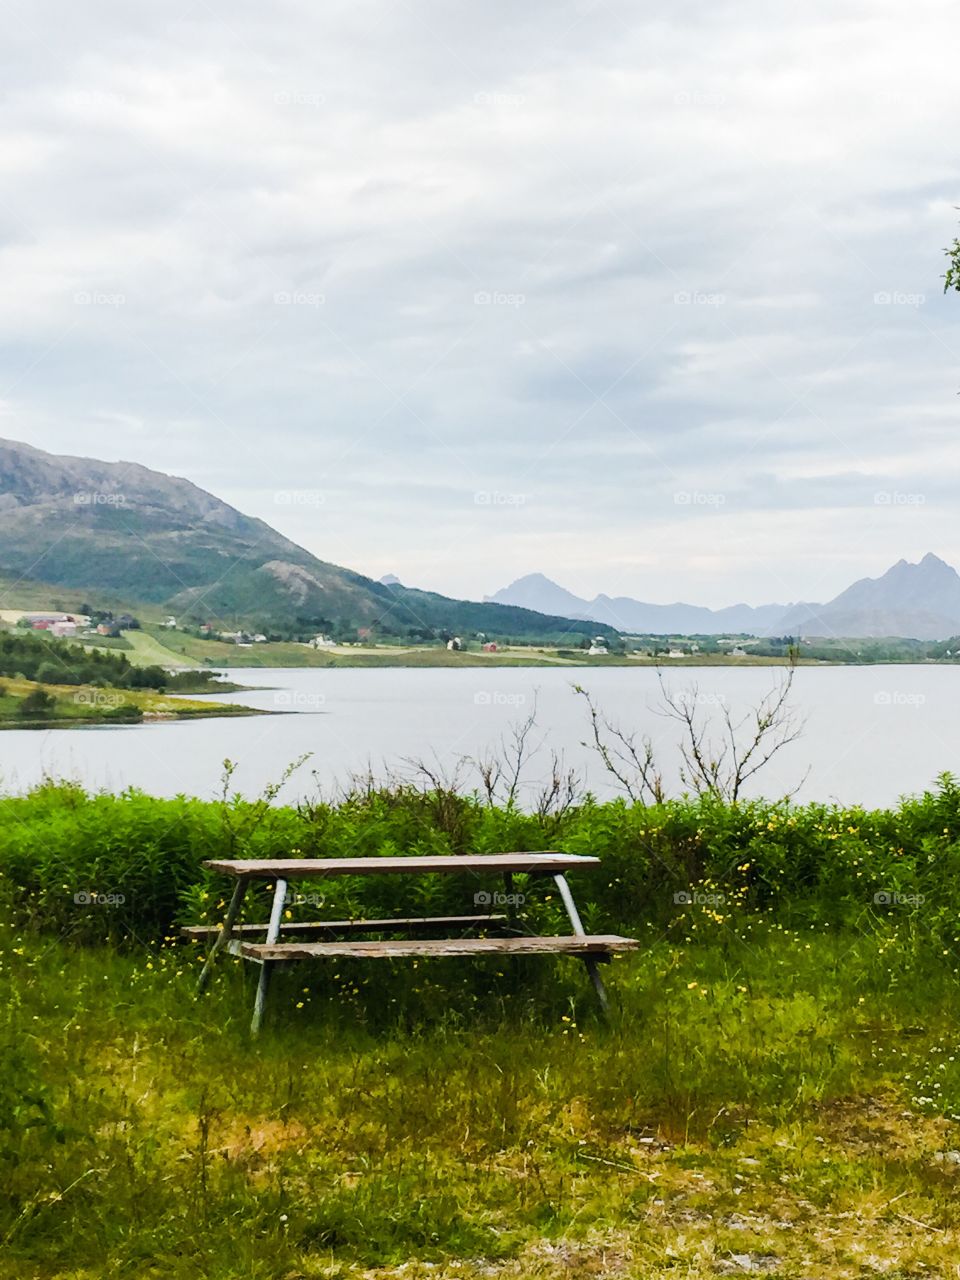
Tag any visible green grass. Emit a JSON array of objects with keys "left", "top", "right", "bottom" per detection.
[
  {"left": 0, "top": 573, "right": 160, "bottom": 623},
  {"left": 4, "top": 924, "right": 960, "bottom": 1279},
  {"left": 110, "top": 629, "right": 190, "bottom": 666},
  {"left": 6, "top": 777, "right": 960, "bottom": 1276},
  {"left": 0, "top": 674, "right": 262, "bottom": 727},
  {"left": 128, "top": 629, "right": 823, "bottom": 670},
  {"left": 135, "top": 629, "right": 584, "bottom": 669}
]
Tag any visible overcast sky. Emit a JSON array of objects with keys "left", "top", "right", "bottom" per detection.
[{"left": 1, "top": 0, "right": 959, "bottom": 608}]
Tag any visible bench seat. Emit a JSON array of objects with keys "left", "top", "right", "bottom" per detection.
[
  {"left": 181, "top": 913, "right": 508, "bottom": 940},
  {"left": 238, "top": 934, "right": 639, "bottom": 962}
]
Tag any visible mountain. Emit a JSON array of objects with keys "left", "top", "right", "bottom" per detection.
[
  {"left": 487, "top": 574, "right": 793, "bottom": 635},
  {"left": 489, "top": 556, "right": 960, "bottom": 640},
  {"left": 7, "top": 439, "right": 955, "bottom": 642},
  {"left": 778, "top": 553, "right": 960, "bottom": 640},
  {"left": 0, "top": 439, "right": 616, "bottom": 642},
  {"left": 485, "top": 573, "right": 594, "bottom": 620}
]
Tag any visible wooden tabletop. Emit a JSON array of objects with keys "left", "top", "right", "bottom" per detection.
[{"left": 202, "top": 852, "right": 599, "bottom": 879}]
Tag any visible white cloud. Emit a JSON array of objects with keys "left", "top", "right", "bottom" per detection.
[{"left": 0, "top": 0, "right": 959, "bottom": 605}]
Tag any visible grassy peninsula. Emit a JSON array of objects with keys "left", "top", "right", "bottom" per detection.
[{"left": 0, "top": 630, "right": 259, "bottom": 726}]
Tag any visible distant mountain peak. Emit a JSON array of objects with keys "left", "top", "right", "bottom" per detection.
[
  {"left": 490, "top": 555, "right": 960, "bottom": 640},
  {"left": 488, "top": 573, "right": 792, "bottom": 636},
  {"left": 778, "top": 552, "right": 960, "bottom": 640}
]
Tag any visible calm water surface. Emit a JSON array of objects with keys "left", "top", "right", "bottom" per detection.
[{"left": 0, "top": 665, "right": 955, "bottom": 808}]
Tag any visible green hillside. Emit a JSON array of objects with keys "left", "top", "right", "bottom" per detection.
[{"left": 0, "top": 439, "right": 617, "bottom": 645}]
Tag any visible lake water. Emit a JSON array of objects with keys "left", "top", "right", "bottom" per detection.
[{"left": 0, "top": 665, "right": 955, "bottom": 809}]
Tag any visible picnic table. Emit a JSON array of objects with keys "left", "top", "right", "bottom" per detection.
[{"left": 184, "top": 852, "right": 638, "bottom": 1034}]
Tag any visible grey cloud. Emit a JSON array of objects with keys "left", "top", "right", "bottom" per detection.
[{"left": 0, "top": 0, "right": 958, "bottom": 604}]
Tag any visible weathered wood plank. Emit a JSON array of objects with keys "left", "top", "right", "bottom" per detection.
[
  {"left": 239, "top": 934, "right": 639, "bottom": 961},
  {"left": 201, "top": 853, "right": 599, "bottom": 878},
  {"left": 181, "top": 913, "right": 509, "bottom": 939}
]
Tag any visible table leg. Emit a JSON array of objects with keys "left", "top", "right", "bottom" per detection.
[
  {"left": 196, "top": 878, "right": 248, "bottom": 994},
  {"left": 503, "top": 871, "right": 517, "bottom": 927},
  {"left": 552, "top": 873, "right": 609, "bottom": 1015},
  {"left": 250, "top": 878, "right": 288, "bottom": 1036}
]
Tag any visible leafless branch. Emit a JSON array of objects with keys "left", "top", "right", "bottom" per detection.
[
  {"left": 473, "top": 692, "right": 540, "bottom": 809},
  {"left": 533, "top": 749, "right": 585, "bottom": 825},
  {"left": 574, "top": 684, "right": 666, "bottom": 805},
  {"left": 578, "top": 652, "right": 806, "bottom": 804},
  {"left": 656, "top": 653, "right": 807, "bottom": 802}
]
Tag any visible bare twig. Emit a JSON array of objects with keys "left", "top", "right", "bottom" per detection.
[
  {"left": 575, "top": 684, "right": 665, "bottom": 805},
  {"left": 474, "top": 694, "right": 539, "bottom": 809},
  {"left": 533, "top": 749, "right": 585, "bottom": 826},
  {"left": 657, "top": 653, "right": 806, "bottom": 802},
  {"left": 577, "top": 651, "right": 806, "bottom": 804}
]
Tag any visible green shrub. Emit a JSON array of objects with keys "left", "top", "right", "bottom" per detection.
[
  {"left": 102, "top": 701, "right": 144, "bottom": 722},
  {"left": 18, "top": 688, "right": 55, "bottom": 718},
  {"left": 1, "top": 772, "right": 959, "bottom": 958}
]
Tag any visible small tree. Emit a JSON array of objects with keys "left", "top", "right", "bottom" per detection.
[
  {"left": 577, "top": 652, "right": 806, "bottom": 804},
  {"left": 655, "top": 660, "right": 806, "bottom": 802}
]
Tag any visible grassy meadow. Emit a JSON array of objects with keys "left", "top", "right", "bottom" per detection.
[
  {"left": 128, "top": 627, "right": 822, "bottom": 670},
  {"left": 4, "top": 777, "right": 960, "bottom": 1277}
]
